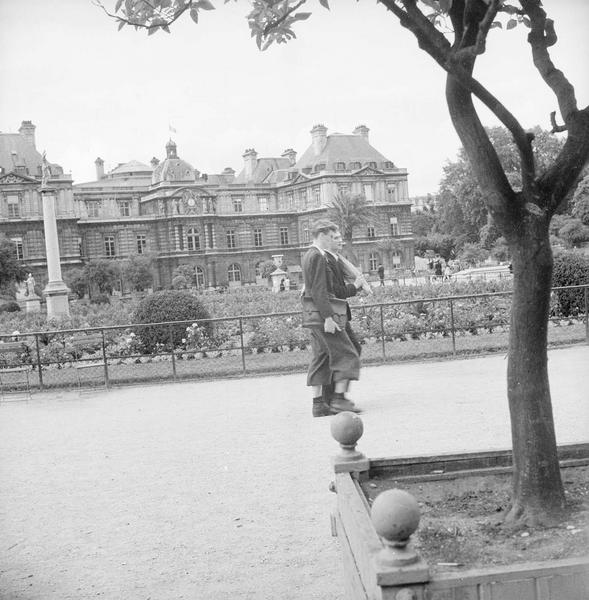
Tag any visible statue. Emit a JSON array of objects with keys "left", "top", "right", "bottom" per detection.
[
  {"left": 41, "top": 151, "right": 51, "bottom": 188},
  {"left": 25, "top": 273, "right": 36, "bottom": 297}
]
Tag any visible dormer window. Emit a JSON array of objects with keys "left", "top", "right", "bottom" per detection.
[
  {"left": 350, "top": 162, "right": 361, "bottom": 170},
  {"left": 384, "top": 161, "right": 395, "bottom": 169},
  {"left": 314, "top": 163, "right": 326, "bottom": 172},
  {"left": 367, "top": 161, "right": 377, "bottom": 169},
  {"left": 335, "top": 162, "right": 346, "bottom": 171}
]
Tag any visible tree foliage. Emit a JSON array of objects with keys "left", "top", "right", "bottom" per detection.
[
  {"left": 83, "top": 259, "right": 120, "bottom": 295},
  {"left": 571, "top": 174, "right": 589, "bottom": 225},
  {"left": 0, "top": 234, "right": 27, "bottom": 295},
  {"left": 122, "top": 254, "right": 155, "bottom": 291}
]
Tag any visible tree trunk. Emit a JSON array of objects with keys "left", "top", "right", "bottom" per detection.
[
  {"left": 505, "top": 214, "right": 565, "bottom": 526},
  {"left": 343, "top": 238, "right": 359, "bottom": 267}
]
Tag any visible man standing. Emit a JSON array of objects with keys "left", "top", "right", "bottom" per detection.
[{"left": 302, "top": 220, "right": 364, "bottom": 417}]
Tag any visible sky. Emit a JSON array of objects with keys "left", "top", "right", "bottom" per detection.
[{"left": 1, "top": 0, "right": 588, "bottom": 195}]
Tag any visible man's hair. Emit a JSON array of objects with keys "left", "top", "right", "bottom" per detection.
[{"left": 311, "top": 219, "right": 338, "bottom": 238}]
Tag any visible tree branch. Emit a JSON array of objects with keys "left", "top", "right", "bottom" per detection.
[
  {"left": 92, "top": 0, "right": 194, "bottom": 32},
  {"left": 520, "top": 0, "right": 578, "bottom": 125}
]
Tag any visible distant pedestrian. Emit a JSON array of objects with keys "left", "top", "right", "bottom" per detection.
[
  {"left": 279, "top": 278, "right": 285, "bottom": 292},
  {"left": 377, "top": 263, "right": 385, "bottom": 286},
  {"left": 443, "top": 264, "right": 452, "bottom": 281}
]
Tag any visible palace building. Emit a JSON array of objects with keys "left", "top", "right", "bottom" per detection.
[{"left": 1, "top": 121, "right": 414, "bottom": 291}]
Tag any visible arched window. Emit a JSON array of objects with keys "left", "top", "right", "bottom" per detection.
[
  {"left": 187, "top": 227, "right": 200, "bottom": 251},
  {"left": 196, "top": 266, "right": 205, "bottom": 287},
  {"left": 255, "top": 262, "right": 262, "bottom": 277},
  {"left": 369, "top": 252, "right": 379, "bottom": 271},
  {"left": 228, "top": 263, "right": 241, "bottom": 282}
]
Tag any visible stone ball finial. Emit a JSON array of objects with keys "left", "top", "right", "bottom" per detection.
[
  {"left": 330, "top": 411, "right": 363, "bottom": 448},
  {"left": 371, "top": 489, "right": 420, "bottom": 545},
  {"left": 371, "top": 489, "right": 421, "bottom": 566}
]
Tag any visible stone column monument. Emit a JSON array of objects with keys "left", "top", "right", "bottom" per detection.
[{"left": 40, "top": 153, "right": 70, "bottom": 318}]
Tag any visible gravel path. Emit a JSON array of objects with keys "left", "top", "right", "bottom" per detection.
[{"left": 1, "top": 346, "right": 587, "bottom": 600}]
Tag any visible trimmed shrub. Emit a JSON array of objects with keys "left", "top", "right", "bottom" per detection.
[
  {"left": 0, "top": 301, "right": 21, "bottom": 313},
  {"left": 552, "top": 252, "right": 589, "bottom": 316},
  {"left": 90, "top": 293, "right": 111, "bottom": 305},
  {"left": 133, "top": 290, "right": 212, "bottom": 352}
]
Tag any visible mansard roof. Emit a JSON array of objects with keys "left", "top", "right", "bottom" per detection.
[
  {"left": 109, "top": 160, "right": 152, "bottom": 175},
  {"left": 295, "top": 133, "right": 392, "bottom": 172},
  {"left": 233, "top": 157, "right": 291, "bottom": 184}
]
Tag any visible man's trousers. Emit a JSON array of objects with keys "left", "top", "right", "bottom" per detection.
[{"left": 306, "top": 325, "right": 360, "bottom": 386}]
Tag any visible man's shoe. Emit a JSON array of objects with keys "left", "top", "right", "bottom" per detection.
[
  {"left": 312, "top": 397, "right": 332, "bottom": 418},
  {"left": 329, "top": 393, "right": 362, "bottom": 414}
]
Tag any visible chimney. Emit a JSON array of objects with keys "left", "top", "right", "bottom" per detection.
[
  {"left": 243, "top": 148, "right": 258, "bottom": 181},
  {"left": 310, "top": 124, "right": 327, "bottom": 156},
  {"left": 95, "top": 157, "right": 104, "bottom": 180},
  {"left": 281, "top": 148, "right": 297, "bottom": 166},
  {"left": 353, "top": 124, "right": 370, "bottom": 142},
  {"left": 150, "top": 157, "right": 160, "bottom": 169},
  {"left": 18, "top": 120, "right": 36, "bottom": 147},
  {"left": 222, "top": 167, "right": 235, "bottom": 183}
]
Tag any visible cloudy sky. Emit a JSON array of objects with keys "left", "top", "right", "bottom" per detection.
[{"left": 1, "top": 0, "right": 587, "bottom": 195}]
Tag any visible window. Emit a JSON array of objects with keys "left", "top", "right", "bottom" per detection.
[
  {"left": 299, "top": 189, "right": 307, "bottom": 208},
  {"left": 104, "top": 235, "right": 116, "bottom": 257},
  {"left": 286, "top": 192, "right": 294, "bottom": 210},
  {"left": 226, "top": 229, "right": 236, "bottom": 248},
  {"left": 7, "top": 195, "right": 20, "bottom": 218},
  {"left": 314, "top": 163, "right": 326, "bottom": 172},
  {"left": 78, "top": 236, "right": 83, "bottom": 256},
  {"left": 11, "top": 237, "right": 24, "bottom": 260},
  {"left": 392, "top": 251, "right": 401, "bottom": 266},
  {"left": 367, "top": 226, "right": 375, "bottom": 239},
  {"left": 119, "top": 200, "right": 130, "bottom": 217},
  {"left": 196, "top": 266, "right": 205, "bottom": 288},
  {"left": 384, "top": 161, "right": 395, "bottom": 169},
  {"left": 367, "top": 161, "right": 377, "bottom": 169},
  {"left": 136, "top": 234, "right": 147, "bottom": 254},
  {"left": 255, "top": 262, "right": 262, "bottom": 278},
  {"left": 369, "top": 252, "right": 379, "bottom": 271},
  {"left": 363, "top": 184, "right": 374, "bottom": 203},
  {"left": 312, "top": 186, "right": 321, "bottom": 207},
  {"left": 258, "top": 197, "right": 269, "bottom": 212},
  {"left": 390, "top": 216, "right": 399, "bottom": 236},
  {"left": 350, "top": 162, "right": 361, "bottom": 170},
  {"left": 279, "top": 227, "right": 289, "bottom": 245},
  {"left": 303, "top": 227, "right": 310, "bottom": 243},
  {"left": 337, "top": 183, "right": 350, "bottom": 195},
  {"left": 228, "top": 263, "right": 241, "bottom": 282},
  {"left": 233, "top": 197, "right": 243, "bottom": 213},
  {"left": 387, "top": 183, "right": 397, "bottom": 202},
  {"left": 335, "top": 162, "right": 346, "bottom": 171},
  {"left": 86, "top": 201, "right": 100, "bottom": 218},
  {"left": 187, "top": 227, "right": 200, "bottom": 251},
  {"left": 176, "top": 225, "right": 184, "bottom": 251},
  {"left": 253, "top": 228, "right": 263, "bottom": 247}
]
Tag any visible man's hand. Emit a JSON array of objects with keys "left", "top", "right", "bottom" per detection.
[{"left": 324, "top": 316, "right": 341, "bottom": 334}]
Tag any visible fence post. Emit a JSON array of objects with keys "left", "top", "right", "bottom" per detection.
[
  {"left": 449, "top": 298, "right": 456, "bottom": 356},
  {"left": 169, "top": 323, "right": 177, "bottom": 380},
  {"left": 379, "top": 304, "right": 386, "bottom": 361},
  {"left": 239, "top": 317, "right": 246, "bottom": 374},
  {"left": 35, "top": 333, "right": 43, "bottom": 391},
  {"left": 101, "top": 329, "right": 109, "bottom": 388},
  {"left": 585, "top": 286, "right": 589, "bottom": 344}
]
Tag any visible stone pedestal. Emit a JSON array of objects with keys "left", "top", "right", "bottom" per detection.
[{"left": 25, "top": 295, "right": 42, "bottom": 314}]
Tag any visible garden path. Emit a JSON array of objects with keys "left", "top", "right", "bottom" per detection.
[{"left": 1, "top": 345, "right": 587, "bottom": 600}]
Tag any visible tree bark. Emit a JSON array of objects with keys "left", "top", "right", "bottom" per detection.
[
  {"left": 445, "top": 71, "right": 566, "bottom": 526},
  {"left": 505, "top": 214, "right": 565, "bottom": 525}
]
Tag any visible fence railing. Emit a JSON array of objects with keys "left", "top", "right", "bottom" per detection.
[{"left": 1, "top": 284, "right": 587, "bottom": 392}]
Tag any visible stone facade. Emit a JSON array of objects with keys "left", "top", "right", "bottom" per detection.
[{"left": 0, "top": 121, "right": 414, "bottom": 292}]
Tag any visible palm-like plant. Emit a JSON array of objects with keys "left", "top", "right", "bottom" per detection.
[{"left": 327, "top": 192, "right": 376, "bottom": 264}]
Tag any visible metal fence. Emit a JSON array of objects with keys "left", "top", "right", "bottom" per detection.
[{"left": 1, "top": 284, "right": 587, "bottom": 392}]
